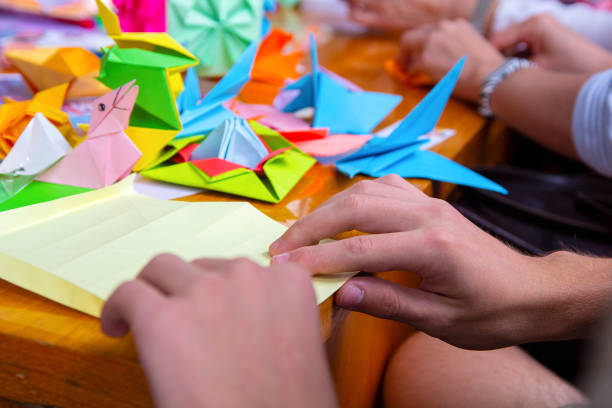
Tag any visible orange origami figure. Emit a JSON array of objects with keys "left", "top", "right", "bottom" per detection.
[
  {"left": 385, "top": 59, "right": 434, "bottom": 87},
  {"left": 239, "top": 28, "right": 302, "bottom": 105},
  {"left": 5, "top": 47, "right": 109, "bottom": 99},
  {"left": 0, "top": 84, "right": 79, "bottom": 159}
]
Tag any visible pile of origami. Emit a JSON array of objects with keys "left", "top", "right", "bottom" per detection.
[{"left": 95, "top": 0, "right": 198, "bottom": 171}]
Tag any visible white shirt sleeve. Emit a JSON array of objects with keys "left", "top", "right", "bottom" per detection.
[
  {"left": 572, "top": 69, "right": 612, "bottom": 178},
  {"left": 492, "top": 0, "right": 612, "bottom": 51}
]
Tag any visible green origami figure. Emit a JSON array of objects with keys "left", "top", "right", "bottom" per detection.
[
  {"left": 167, "top": 0, "right": 264, "bottom": 77},
  {"left": 98, "top": 47, "right": 197, "bottom": 130}
]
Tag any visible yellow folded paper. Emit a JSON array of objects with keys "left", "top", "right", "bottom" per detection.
[{"left": 0, "top": 175, "right": 352, "bottom": 316}]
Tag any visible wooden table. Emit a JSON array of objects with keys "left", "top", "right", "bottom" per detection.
[{"left": 0, "top": 9, "right": 512, "bottom": 408}]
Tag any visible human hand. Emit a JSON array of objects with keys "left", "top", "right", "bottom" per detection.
[
  {"left": 491, "top": 14, "right": 612, "bottom": 73},
  {"left": 345, "top": 0, "right": 477, "bottom": 31},
  {"left": 269, "top": 175, "right": 611, "bottom": 350},
  {"left": 397, "top": 20, "right": 504, "bottom": 102},
  {"left": 101, "top": 256, "right": 337, "bottom": 408}
]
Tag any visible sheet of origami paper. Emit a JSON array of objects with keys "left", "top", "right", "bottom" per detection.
[
  {"left": 113, "top": 0, "right": 167, "bottom": 33},
  {"left": 0, "top": 175, "right": 352, "bottom": 316},
  {"left": 385, "top": 59, "right": 434, "bottom": 87},
  {"left": 191, "top": 117, "right": 269, "bottom": 169},
  {"left": 239, "top": 28, "right": 302, "bottom": 104},
  {"left": 177, "top": 40, "right": 259, "bottom": 139},
  {"left": 5, "top": 47, "right": 109, "bottom": 99},
  {"left": 282, "top": 34, "right": 402, "bottom": 134},
  {"left": 336, "top": 59, "right": 508, "bottom": 195},
  {"left": 141, "top": 122, "right": 316, "bottom": 203},
  {"left": 167, "top": 0, "right": 263, "bottom": 77},
  {"left": 295, "top": 134, "right": 372, "bottom": 158},
  {"left": 132, "top": 174, "right": 203, "bottom": 200},
  {"left": 229, "top": 100, "right": 311, "bottom": 130},
  {"left": 0, "top": 181, "right": 91, "bottom": 213},
  {"left": 0, "top": 83, "right": 79, "bottom": 159},
  {"left": 38, "top": 82, "right": 142, "bottom": 189},
  {"left": 0, "top": 113, "right": 72, "bottom": 203}
]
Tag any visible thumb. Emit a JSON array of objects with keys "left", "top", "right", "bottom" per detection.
[{"left": 335, "top": 277, "right": 448, "bottom": 327}]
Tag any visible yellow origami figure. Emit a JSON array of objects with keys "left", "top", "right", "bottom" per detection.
[
  {"left": 0, "top": 84, "right": 79, "bottom": 159},
  {"left": 5, "top": 47, "right": 110, "bottom": 99}
]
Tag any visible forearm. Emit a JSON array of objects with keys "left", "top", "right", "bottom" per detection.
[
  {"left": 520, "top": 252, "right": 612, "bottom": 344},
  {"left": 490, "top": 67, "right": 590, "bottom": 159}
]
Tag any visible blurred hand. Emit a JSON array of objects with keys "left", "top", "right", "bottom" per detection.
[
  {"left": 101, "top": 256, "right": 337, "bottom": 408},
  {"left": 345, "top": 0, "right": 476, "bottom": 31},
  {"left": 270, "top": 175, "right": 610, "bottom": 350},
  {"left": 491, "top": 14, "right": 612, "bottom": 73},
  {"left": 397, "top": 19, "right": 504, "bottom": 102}
]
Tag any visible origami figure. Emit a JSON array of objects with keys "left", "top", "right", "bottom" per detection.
[
  {"left": 0, "top": 113, "right": 72, "bottom": 203},
  {"left": 336, "top": 59, "right": 508, "bottom": 195},
  {"left": 167, "top": 0, "right": 264, "bottom": 77},
  {"left": 239, "top": 28, "right": 302, "bottom": 104},
  {"left": 190, "top": 117, "right": 269, "bottom": 169},
  {"left": 0, "top": 83, "right": 78, "bottom": 159},
  {"left": 141, "top": 120, "right": 316, "bottom": 203},
  {"left": 38, "top": 82, "right": 142, "bottom": 189},
  {"left": 282, "top": 34, "right": 402, "bottom": 134},
  {"left": 5, "top": 47, "right": 109, "bottom": 99},
  {"left": 177, "top": 40, "right": 259, "bottom": 139}
]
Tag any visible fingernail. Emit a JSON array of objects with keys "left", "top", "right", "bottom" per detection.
[
  {"left": 269, "top": 239, "right": 282, "bottom": 253},
  {"left": 337, "top": 285, "right": 363, "bottom": 308},
  {"left": 271, "top": 253, "right": 290, "bottom": 265}
]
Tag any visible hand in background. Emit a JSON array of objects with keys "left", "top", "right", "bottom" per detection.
[
  {"left": 491, "top": 14, "right": 612, "bottom": 73},
  {"left": 345, "top": 0, "right": 477, "bottom": 31},
  {"left": 101, "top": 256, "right": 338, "bottom": 408},
  {"left": 270, "top": 175, "right": 612, "bottom": 350},
  {"left": 397, "top": 20, "right": 504, "bottom": 102}
]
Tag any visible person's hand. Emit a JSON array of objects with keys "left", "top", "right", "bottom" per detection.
[
  {"left": 491, "top": 14, "right": 612, "bottom": 73},
  {"left": 397, "top": 20, "right": 504, "bottom": 102},
  {"left": 269, "top": 175, "right": 612, "bottom": 350},
  {"left": 101, "top": 256, "right": 338, "bottom": 408},
  {"left": 345, "top": 0, "right": 477, "bottom": 31}
]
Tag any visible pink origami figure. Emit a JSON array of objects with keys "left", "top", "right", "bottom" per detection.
[
  {"left": 38, "top": 81, "right": 142, "bottom": 189},
  {"left": 113, "top": 0, "right": 167, "bottom": 32}
]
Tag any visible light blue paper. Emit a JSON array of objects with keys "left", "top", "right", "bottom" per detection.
[
  {"left": 336, "top": 58, "right": 508, "bottom": 195},
  {"left": 176, "top": 40, "right": 259, "bottom": 139},
  {"left": 282, "top": 34, "right": 401, "bottom": 134},
  {"left": 177, "top": 67, "right": 201, "bottom": 114},
  {"left": 191, "top": 117, "right": 268, "bottom": 169}
]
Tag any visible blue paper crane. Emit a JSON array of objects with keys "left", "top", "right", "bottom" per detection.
[
  {"left": 336, "top": 58, "right": 508, "bottom": 195},
  {"left": 282, "top": 34, "right": 403, "bottom": 135}
]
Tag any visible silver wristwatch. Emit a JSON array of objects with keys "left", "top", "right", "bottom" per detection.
[{"left": 478, "top": 58, "right": 537, "bottom": 118}]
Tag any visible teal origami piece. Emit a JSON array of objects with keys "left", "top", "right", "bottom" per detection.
[
  {"left": 167, "top": 0, "right": 264, "bottom": 77},
  {"left": 336, "top": 58, "right": 508, "bottom": 195},
  {"left": 191, "top": 117, "right": 269, "bottom": 169},
  {"left": 282, "top": 34, "right": 402, "bottom": 134},
  {"left": 177, "top": 40, "right": 259, "bottom": 139}
]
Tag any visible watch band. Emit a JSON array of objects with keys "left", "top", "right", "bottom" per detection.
[
  {"left": 478, "top": 58, "right": 537, "bottom": 118},
  {"left": 470, "top": 0, "right": 495, "bottom": 35}
]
